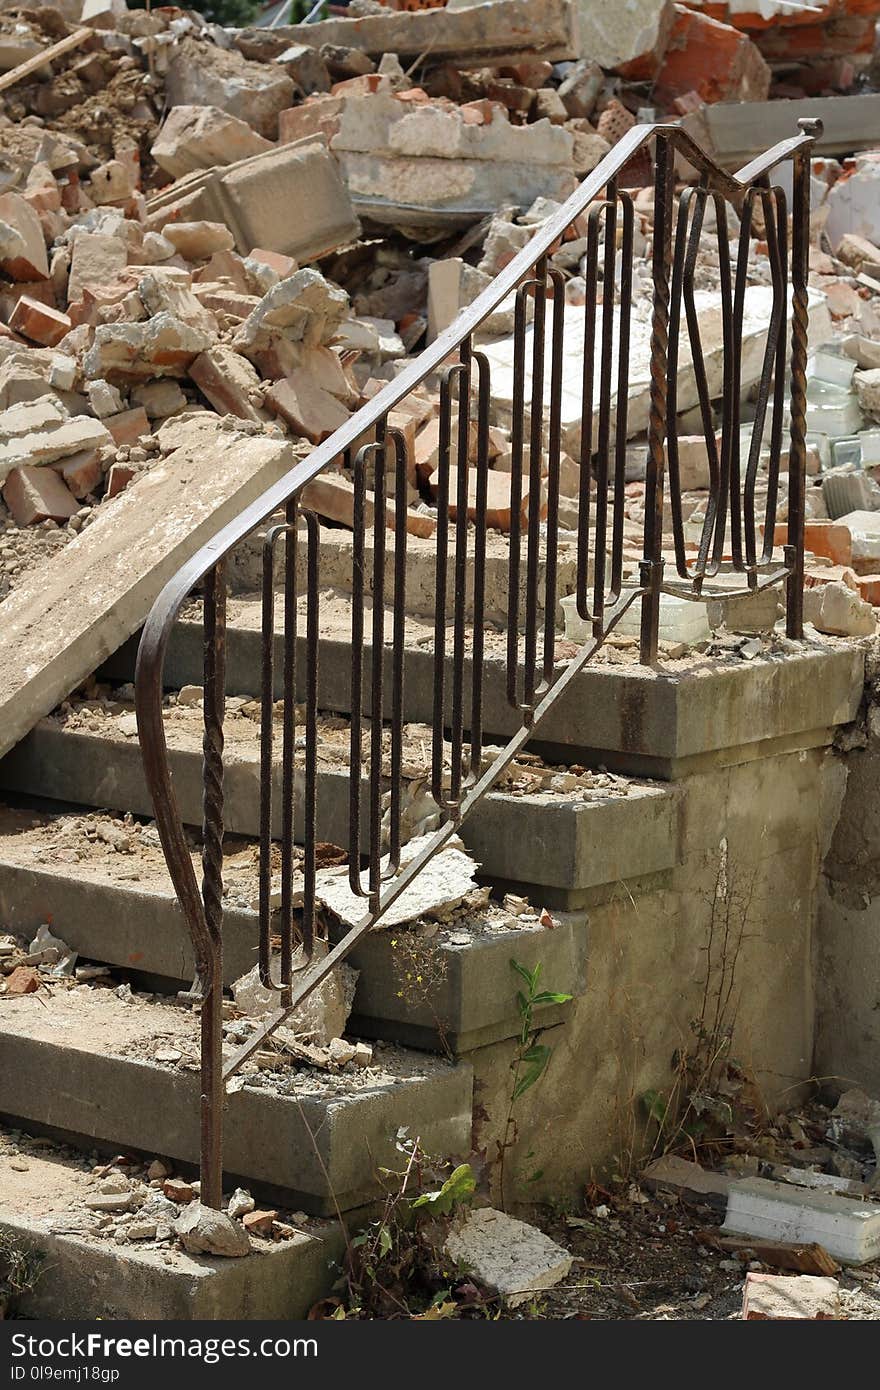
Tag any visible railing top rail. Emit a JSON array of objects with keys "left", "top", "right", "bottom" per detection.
[{"left": 137, "top": 118, "right": 820, "bottom": 654}]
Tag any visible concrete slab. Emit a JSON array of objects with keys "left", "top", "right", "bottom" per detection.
[
  {"left": 0, "top": 1146, "right": 342, "bottom": 1319},
  {"left": 0, "top": 422, "right": 300, "bottom": 763},
  {"left": 724, "top": 1177, "right": 880, "bottom": 1266},
  {"left": 0, "top": 987, "right": 472, "bottom": 1214}
]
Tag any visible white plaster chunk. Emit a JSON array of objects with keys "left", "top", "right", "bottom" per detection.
[
  {"left": 444, "top": 1207, "right": 573, "bottom": 1306},
  {"left": 314, "top": 834, "right": 479, "bottom": 929}
]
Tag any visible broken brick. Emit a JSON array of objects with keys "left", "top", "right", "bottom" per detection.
[
  {"left": 654, "top": 6, "right": 772, "bottom": 107},
  {"left": 3, "top": 464, "right": 79, "bottom": 526},
  {"left": 105, "top": 462, "right": 137, "bottom": 499},
  {"left": 264, "top": 371, "right": 350, "bottom": 443},
  {"left": 3, "top": 965, "right": 40, "bottom": 995},
  {"left": 9, "top": 295, "right": 71, "bottom": 348},
  {"left": 104, "top": 408, "right": 150, "bottom": 449}
]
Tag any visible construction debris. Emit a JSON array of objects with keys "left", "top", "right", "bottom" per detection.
[
  {"left": 742, "top": 1272, "right": 841, "bottom": 1320},
  {"left": 444, "top": 1206, "right": 573, "bottom": 1307}
]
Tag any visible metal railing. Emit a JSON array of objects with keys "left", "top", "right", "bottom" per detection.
[{"left": 135, "top": 119, "right": 819, "bottom": 1206}]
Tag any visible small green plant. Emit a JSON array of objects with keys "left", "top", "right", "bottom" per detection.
[
  {"left": 340, "top": 1135, "right": 479, "bottom": 1319},
  {"left": 497, "top": 959, "right": 572, "bottom": 1210}
]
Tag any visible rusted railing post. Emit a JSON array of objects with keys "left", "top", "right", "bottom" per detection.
[
  {"left": 786, "top": 118, "right": 821, "bottom": 639},
  {"left": 640, "top": 131, "right": 675, "bottom": 663},
  {"left": 199, "top": 561, "right": 226, "bottom": 1209}
]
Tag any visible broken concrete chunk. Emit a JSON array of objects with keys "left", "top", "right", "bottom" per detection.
[
  {"left": 315, "top": 834, "right": 478, "bottom": 930},
  {"left": 444, "top": 1207, "right": 572, "bottom": 1307},
  {"left": 163, "top": 222, "right": 235, "bottom": 262},
  {"left": 724, "top": 1177, "right": 880, "bottom": 1265},
  {"left": 174, "top": 1202, "right": 251, "bottom": 1258},
  {"left": 227, "top": 1188, "right": 254, "bottom": 1220},
  {"left": 137, "top": 273, "right": 219, "bottom": 342},
  {"left": 742, "top": 1272, "right": 840, "bottom": 1321},
  {"left": 235, "top": 269, "right": 349, "bottom": 355},
  {"left": 0, "top": 192, "right": 49, "bottom": 282},
  {"left": 165, "top": 39, "right": 296, "bottom": 140},
  {"left": 189, "top": 346, "right": 266, "bottom": 424},
  {"left": 151, "top": 105, "right": 274, "bottom": 181},
  {"left": 642, "top": 1154, "right": 730, "bottom": 1207},
  {"left": 0, "top": 408, "right": 113, "bottom": 484},
  {"left": 84, "top": 314, "right": 216, "bottom": 383},
  {"left": 804, "top": 579, "right": 877, "bottom": 637},
  {"left": 231, "top": 948, "right": 357, "bottom": 1048},
  {"left": 67, "top": 233, "right": 129, "bottom": 306}
]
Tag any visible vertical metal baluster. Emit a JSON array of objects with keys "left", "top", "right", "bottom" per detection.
[
  {"left": 610, "top": 193, "right": 634, "bottom": 601},
  {"left": 666, "top": 191, "right": 690, "bottom": 579},
  {"left": 506, "top": 284, "right": 531, "bottom": 708},
  {"left": 433, "top": 373, "right": 454, "bottom": 808},
  {"left": 524, "top": 259, "right": 547, "bottom": 714},
  {"left": 708, "top": 192, "right": 733, "bottom": 580},
  {"left": 592, "top": 191, "right": 616, "bottom": 632},
  {"left": 259, "top": 528, "right": 279, "bottom": 989},
  {"left": 349, "top": 445, "right": 368, "bottom": 896},
  {"left": 744, "top": 185, "right": 784, "bottom": 580},
  {"left": 279, "top": 500, "right": 297, "bottom": 1004},
  {"left": 577, "top": 209, "right": 602, "bottom": 622},
  {"left": 727, "top": 193, "right": 753, "bottom": 576},
  {"left": 369, "top": 441, "right": 386, "bottom": 908},
  {"left": 786, "top": 121, "right": 818, "bottom": 636},
  {"left": 543, "top": 270, "right": 565, "bottom": 684},
  {"left": 387, "top": 429, "right": 408, "bottom": 870},
  {"left": 450, "top": 343, "right": 472, "bottom": 815},
  {"left": 300, "top": 510, "right": 319, "bottom": 963},
  {"left": 200, "top": 560, "right": 226, "bottom": 1211},
  {"left": 469, "top": 352, "right": 491, "bottom": 779},
  {"left": 640, "top": 134, "right": 674, "bottom": 665},
  {"left": 762, "top": 186, "right": 789, "bottom": 562}
]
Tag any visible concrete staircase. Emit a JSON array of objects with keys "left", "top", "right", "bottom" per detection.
[{"left": 0, "top": 564, "right": 866, "bottom": 1317}]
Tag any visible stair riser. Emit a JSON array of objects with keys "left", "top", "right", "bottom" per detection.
[
  {"left": 0, "top": 726, "right": 681, "bottom": 899},
  {"left": 0, "top": 1034, "right": 473, "bottom": 1215},
  {"left": 0, "top": 858, "right": 587, "bottom": 1052}
]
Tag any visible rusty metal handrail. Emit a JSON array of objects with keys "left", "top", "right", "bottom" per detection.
[{"left": 135, "top": 119, "right": 819, "bottom": 1206}]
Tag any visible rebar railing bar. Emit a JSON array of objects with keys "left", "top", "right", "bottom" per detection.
[
  {"left": 639, "top": 132, "right": 675, "bottom": 664},
  {"left": 198, "top": 560, "right": 225, "bottom": 1212},
  {"left": 467, "top": 351, "right": 491, "bottom": 779}
]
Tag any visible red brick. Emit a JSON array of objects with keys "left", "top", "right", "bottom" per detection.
[
  {"left": 3, "top": 965, "right": 40, "bottom": 996},
  {"left": 264, "top": 372, "right": 350, "bottom": 444},
  {"left": 774, "top": 521, "right": 852, "bottom": 567},
  {"left": 3, "top": 464, "right": 79, "bottom": 526},
  {"left": 52, "top": 448, "right": 102, "bottom": 498},
  {"left": 9, "top": 294, "right": 71, "bottom": 348},
  {"left": 428, "top": 464, "right": 545, "bottom": 532},
  {"left": 106, "top": 462, "right": 136, "bottom": 498},
  {"left": 241, "top": 1209, "right": 277, "bottom": 1236},
  {"left": 655, "top": 7, "right": 771, "bottom": 107},
  {"left": 277, "top": 96, "right": 344, "bottom": 145},
  {"left": 104, "top": 408, "right": 149, "bottom": 448},
  {"left": 248, "top": 248, "right": 297, "bottom": 279},
  {"left": 330, "top": 73, "right": 384, "bottom": 97},
  {"left": 856, "top": 573, "right": 880, "bottom": 606}
]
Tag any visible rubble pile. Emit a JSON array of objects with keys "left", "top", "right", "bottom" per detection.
[{"left": 0, "top": 0, "right": 876, "bottom": 643}]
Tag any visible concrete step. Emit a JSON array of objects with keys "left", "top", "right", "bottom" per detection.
[
  {"left": 0, "top": 802, "right": 587, "bottom": 1053},
  {"left": 0, "top": 982, "right": 472, "bottom": 1214},
  {"left": 0, "top": 706, "right": 681, "bottom": 905},
  {"left": 103, "top": 597, "right": 866, "bottom": 775},
  {"left": 0, "top": 1125, "right": 342, "bottom": 1319}
]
